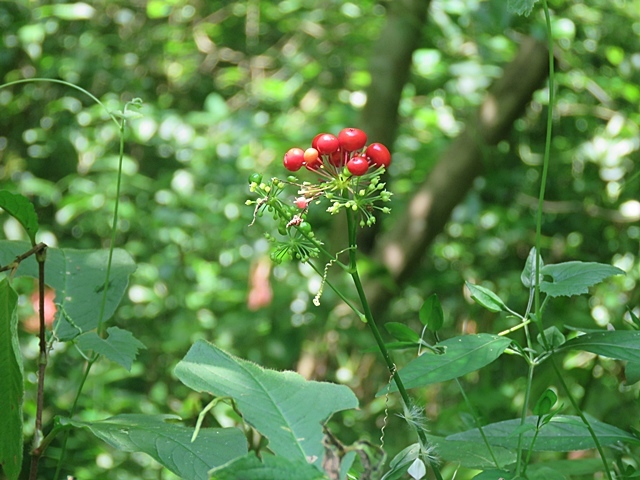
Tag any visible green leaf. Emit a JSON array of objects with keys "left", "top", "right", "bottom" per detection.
[
  {"left": 446, "top": 415, "right": 639, "bottom": 451},
  {"left": 540, "top": 262, "right": 624, "bottom": 298},
  {"left": 472, "top": 470, "right": 515, "bottom": 480},
  {"left": 521, "top": 247, "right": 543, "bottom": 288},
  {"left": 210, "top": 452, "right": 326, "bottom": 480},
  {"left": 465, "top": 282, "right": 506, "bottom": 313},
  {"left": 0, "top": 241, "right": 136, "bottom": 341},
  {"left": 426, "top": 436, "right": 517, "bottom": 470},
  {"left": 507, "top": 0, "right": 538, "bottom": 16},
  {"left": 65, "top": 414, "right": 246, "bottom": 480},
  {"left": 527, "top": 459, "right": 606, "bottom": 478},
  {"left": 0, "top": 279, "right": 23, "bottom": 480},
  {"left": 527, "top": 467, "right": 567, "bottom": 480},
  {"left": 376, "top": 334, "right": 511, "bottom": 395},
  {"left": 419, "top": 294, "right": 444, "bottom": 331},
  {"left": 381, "top": 444, "right": 420, "bottom": 480},
  {"left": 76, "top": 327, "right": 146, "bottom": 371},
  {"left": 558, "top": 330, "right": 640, "bottom": 362},
  {"left": 625, "top": 362, "right": 640, "bottom": 385},
  {"left": 533, "top": 389, "right": 558, "bottom": 416},
  {"left": 537, "top": 326, "right": 565, "bottom": 349},
  {"left": 174, "top": 340, "right": 358, "bottom": 467},
  {"left": 385, "top": 322, "right": 420, "bottom": 343},
  {"left": 0, "top": 191, "right": 39, "bottom": 246}
]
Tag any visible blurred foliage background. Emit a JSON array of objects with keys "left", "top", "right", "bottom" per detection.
[{"left": 1, "top": 0, "right": 639, "bottom": 478}]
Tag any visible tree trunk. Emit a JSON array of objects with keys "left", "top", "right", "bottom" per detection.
[{"left": 366, "top": 36, "right": 550, "bottom": 314}]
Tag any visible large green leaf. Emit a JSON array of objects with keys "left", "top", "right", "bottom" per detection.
[
  {"left": 540, "top": 262, "right": 624, "bottom": 298},
  {"left": 174, "top": 340, "right": 358, "bottom": 466},
  {"left": 76, "top": 326, "right": 146, "bottom": 371},
  {"left": 0, "top": 279, "right": 22, "bottom": 480},
  {"left": 558, "top": 330, "right": 640, "bottom": 362},
  {"left": 446, "top": 415, "right": 639, "bottom": 451},
  {"left": 428, "top": 436, "right": 516, "bottom": 470},
  {"left": 209, "top": 452, "right": 326, "bottom": 480},
  {"left": 507, "top": 0, "right": 538, "bottom": 16},
  {"left": 0, "top": 240, "right": 136, "bottom": 340},
  {"left": 65, "top": 414, "right": 246, "bottom": 480},
  {"left": 377, "top": 334, "right": 511, "bottom": 395},
  {"left": 0, "top": 191, "right": 39, "bottom": 245}
]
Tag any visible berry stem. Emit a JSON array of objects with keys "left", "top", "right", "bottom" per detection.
[{"left": 345, "top": 207, "right": 442, "bottom": 479}]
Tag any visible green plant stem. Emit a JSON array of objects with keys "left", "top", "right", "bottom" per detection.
[
  {"left": 53, "top": 357, "right": 95, "bottom": 480},
  {"left": 29, "top": 247, "right": 48, "bottom": 480},
  {"left": 455, "top": 378, "right": 500, "bottom": 468},
  {"left": 515, "top": 362, "right": 535, "bottom": 476},
  {"left": 53, "top": 103, "right": 132, "bottom": 479},
  {"left": 345, "top": 208, "right": 442, "bottom": 480},
  {"left": 0, "top": 78, "right": 121, "bottom": 128},
  {"left": 550, "top": 356, "right": 613, "bottom": 479}
]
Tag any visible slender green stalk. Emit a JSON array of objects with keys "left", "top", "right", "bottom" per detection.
[
  {"left": 515, "top": 362, "right": 536, "bottom": 476},
  {"left": 345, "top": 208, "right": 443, "bottom": 480},
  {"left": 0, "top": 78, "right": 121, "bottom": 128},
  {"left": 550, "top": 357, "right": 613, "bottom": 479},
  {"left": 455, "top": 378, "right": 500, "bottom": 468}
]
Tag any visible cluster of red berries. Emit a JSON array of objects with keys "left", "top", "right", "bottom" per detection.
[{"left": 283, "top": 128, "right": 391, "bottom": 176}]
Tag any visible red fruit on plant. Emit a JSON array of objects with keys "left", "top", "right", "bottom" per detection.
[
  {"left": 346, "top": 155, "right": 370, "bottom": 176},
  {"left": 304, "top": 147, "right": 322, "bottom": 170},
  {"left": 329, "top": 149, "right": 344, "bottom": 167},
  {"left": 365, "top": 143, "right": 391, "bottom": 168},
  {"left": 311, "top": 133, "right": 323, "bottom": 149},
  {"left": 315, "top": 133, "right": 340, "bottom": 154},
  {"left": 338, "top": 128, "right": 367, "bottom": 152},
  {"left": 284, "top": 147, "right": 305, "bottom": 171}
]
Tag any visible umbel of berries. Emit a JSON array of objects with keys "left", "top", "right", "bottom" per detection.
[{"left": 283, "top": 127, "right": 391, "bottom": 175}]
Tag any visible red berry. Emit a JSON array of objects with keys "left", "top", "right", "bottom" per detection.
[
  {"left": 304, "top": 147, "right": 322, "bottom": 170},
  {"left": 365, "top": 143, "right": 391, "bottom": 168},
  {"left": 338, "top": 128, "right": 367, "bottom": 152},
  {"left": 346, "top": 155, "right": 369, "bottom": 176},
  {"left": 311, "top": 133, "right": 323, "bottom": 149},
  {"left": 315, "top": 133, "right": 340, "bottom": 154},
  {"left": 329, "top": 149, "right": 344, "bottom": 167},
  {"left": 284, "top": 147, "right": 305, "bottom": 171}
]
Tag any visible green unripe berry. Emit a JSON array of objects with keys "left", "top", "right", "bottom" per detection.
[{"left": 249, "top": 173, "right": 262, "bottom": 184}]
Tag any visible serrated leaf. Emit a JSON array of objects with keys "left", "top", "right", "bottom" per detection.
[
  {"left": 446, "top": 415, "right": 639, "bottom": 451},
  {"left": 0, "top": 191, "right": 39, "bottom": 245},
  {"left": 0, "top": 279, "right": 23, "bottom": 480},
  {"left": 507, "top": 0, "right": 539, "bottom": 16},
  {"left": 540, "top": 262, "right": 624, "bottom": 298},
  {"left": 465, "top": 282, "right": 506, "bottom": 312},
  {"left": 376, "top": 334, "right": 511, "bottom": 395},
  {"left": 385, "top": 322, "right": 420, "bottom": 343},
  {"left": 558, "top": 330, "right": 640, "bottom": 362},
  {"left": 174, "top": 340, "right": 358, "bottom": 467},
  {"left": 521, "top": 247, "right": 543, "bottom": 288},
  {"left": 65, "top": 414, "right": 246, "bottom": 480},
  {"left": 0, "top": 241, "right": 136, "bottom": 341},
  {"left": 210, "top": 452, "right": 326, "bottom": 480},
  {"left": 76, "top": 327, "right": 146, "bottom": 371},
  {"left": 419, "top": 294, "right": 444, "bottom": 331}
]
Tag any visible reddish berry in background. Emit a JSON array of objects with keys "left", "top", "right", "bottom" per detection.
[
  {"left": 283, "top": 147, "right": 305, "bottom": 171},
  {"left": 347, "top": 155, "right": 369, "bottom": 176},
  {"left": 365, "top": 143, "right": 391, "bottom": 168},
  {"left": 338, "top": 128, "right": 367, "bottom": 152},
  {"left": 329, "top": 149, "right": 344, "bottom": 167},
  {"left": 315, "top": 133, "right": 340, "bottom": 154}
]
